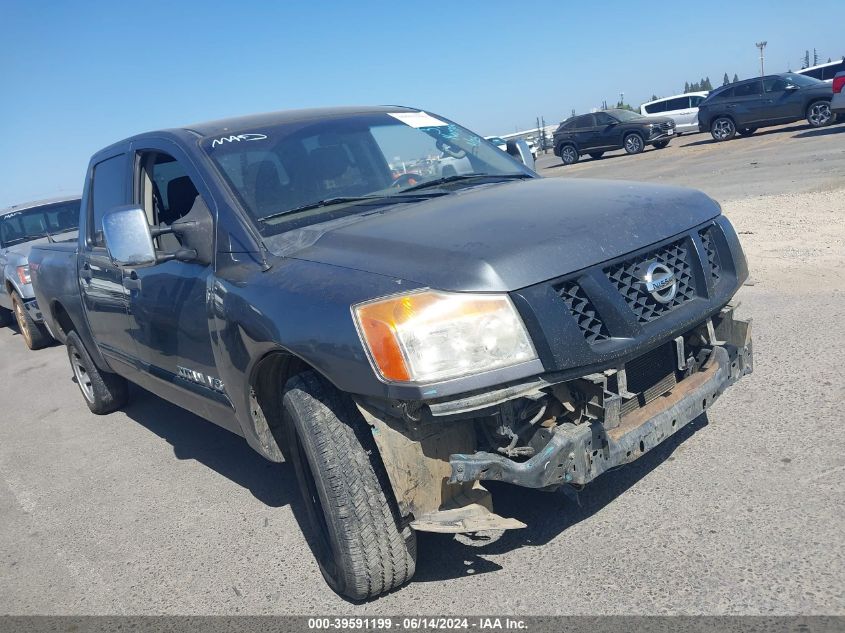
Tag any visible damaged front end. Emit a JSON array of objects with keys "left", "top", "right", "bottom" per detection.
[{"left": 356, "top": 305, "right": 752, "bottom": 534}]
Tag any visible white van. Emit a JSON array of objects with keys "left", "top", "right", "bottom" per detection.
[
  {"left": 640, "top": 91, "right": 709, "bottom": 135},
  {"left": 795, "top": 58, "right": 845, "bottom": 83}
]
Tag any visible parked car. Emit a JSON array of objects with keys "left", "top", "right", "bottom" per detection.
[
  {"left": 640, "top": 91, "right": 709, "bottom": 134},
  {"left": 697, "top": 73, "right": 835, "bottom": 141},
  {"left": 0, "top": 196, "right": 80, "bottom": 349},
  {"left": 30, "top": 106, "right": 752, "bottom": 600},
  {"left": 795, "top": 57, "right": 845, "bottom": 83},
  {"left": 831, "top": 71, "right": 845, "bottom": 119},
  {"left": 553, "top": 109, "right": 676, "bottom": 165}
]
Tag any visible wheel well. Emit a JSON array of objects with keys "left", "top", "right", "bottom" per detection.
[
  {"left": 557, "top": 141, "right": 578, "bottom": 153},
  {"left": 624, "top": 130, "right": 644, "bottom": 140},
  {"left": 52, "top": 302, "right": 75, "bottom": 337},
  {"left": 712, "top": 114, "right": 735, "bottom": 125},
  {"left": 5, "top": 280, "right": 16, "bottom": 297},
  {"left": 806, "top": 97, "right": 831, "bottom": 110},
  {"left": 249, "top": 351, "right": 311, "bottom": 461}
]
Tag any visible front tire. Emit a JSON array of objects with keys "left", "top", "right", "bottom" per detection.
[
  {"left": 282, "top": 371, "right": 416, "bottom": 600},
  {"left": 623, "top": 133, "right": 644, "bottom": 154},
  {"left": 807, "top": 100, "right": 833, "bottom": 127},
  {"left": 12, "top": 292, "right": 51, "bottom": 350},
  {"left": 559, "top": 144, "right": 579, "bottom": 165},
  {"left": 66, "top": 330, "right": 128, "bottom": 414},
  {"left": 711, "top": 116, "right": 736, "bottom": 141}
]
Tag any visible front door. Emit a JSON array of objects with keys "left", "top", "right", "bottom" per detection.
[
  {"left": 763, "top": 77, "right": 804, "bottom": 122},
  {"left": 124, "top": 141, "right": 231, "bottom": 424}
]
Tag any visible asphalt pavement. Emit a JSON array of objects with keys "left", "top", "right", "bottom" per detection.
[{"left": 1, "top": 120, "right": 844, "bottom": 615}]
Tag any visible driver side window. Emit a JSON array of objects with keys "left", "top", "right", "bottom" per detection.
[{"left": 137, "top": 152, "right": 203, "bottom": 253}]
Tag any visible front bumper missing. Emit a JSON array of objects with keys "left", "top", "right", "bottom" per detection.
[{"left": 449, "top": 315, "right": 752, "bottom": 490}]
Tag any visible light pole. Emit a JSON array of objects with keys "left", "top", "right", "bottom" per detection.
[{"left": 755, "top": 41, "right": 767, "bottom": 77}]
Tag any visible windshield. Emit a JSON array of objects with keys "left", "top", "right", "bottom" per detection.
[
  {"left": 0, "top": 200, "right": 80, "bottom": 248},
  {"left": 783, "top": 73, "right": 824, "bottom": 87},
  {"left": 606, "top": 109, "right": 643, "bottom": 122},
  {"left": 202, "top": 111, "right": 531, "bottom": 235}
]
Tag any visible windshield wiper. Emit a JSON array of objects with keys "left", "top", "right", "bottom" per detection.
[
  {"left": 259, "top": 192, "right": 447, "bottom": 223},
  {"left": 397, "top": 173, "right": 532, "bottom": 193}
]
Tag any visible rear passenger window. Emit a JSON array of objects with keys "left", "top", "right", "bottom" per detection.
[
  {"left": 666, "top": 97, "right": 690, "bottom": 111},
  {"left": 733, "top": 82, "right": 762, "bottom": 97},
  {"left": 90, "top": 154, "right": 127, "bottom": 247},
  {"left": 644, "top": 101, "right": 667, "bottom": 114},
  {"left": 714, "top": 88, "right": 734, "bottom": 99},
  {"left": 689, "top": 96, "right": 705, "bottom": 107}
]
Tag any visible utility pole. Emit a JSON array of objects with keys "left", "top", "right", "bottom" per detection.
[{"left": 755, "top": 41, "right": 767, "bottom": 76}]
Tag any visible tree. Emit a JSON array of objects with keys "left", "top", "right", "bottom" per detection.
[
  {"left": 703, "top": 77, "right": 713, "bottom": 90},
  {"left": 651, "top": 94, "right": 658, "bottom": 101},
  {"left": 814, "top": 48, "right": 819, "bottom": 66},
  {"left": 723, "top": 73, "right": 730, "bottom": 86},
  {"left": 803, "top": 50, "right": 810, "bottom": 69},
  {"left": 733, "top": 73, "right": 739, "bottom": 83},
  {"left": 684, "top": 81, "right": 690, "bottom": 93},
  {"left": 829, "top": 57, "right": 833, "bottom": 63}
]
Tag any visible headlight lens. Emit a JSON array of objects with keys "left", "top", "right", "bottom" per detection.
[
  {"left": 16, "top": 265, "right": 31, "bottom": 285},
  {"left": 353, "top": 290, "right": 538, "bottom": 383}
]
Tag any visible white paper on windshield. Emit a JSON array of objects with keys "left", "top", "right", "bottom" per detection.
[{"left": 388, "top": 111, "right": 448, "bottom": 128}]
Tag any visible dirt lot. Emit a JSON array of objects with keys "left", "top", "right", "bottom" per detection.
[{"left": 1, "top": 122, "right": 844, "bottom": 615}]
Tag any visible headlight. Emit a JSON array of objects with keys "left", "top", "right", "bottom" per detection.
[
  {"left": 16, "top": 265, "right": 31, "bottom": 285},
  {"left": 353, "top": 289, "right": 538, "bottom": 383}
]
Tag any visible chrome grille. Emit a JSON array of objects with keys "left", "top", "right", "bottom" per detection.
[{"left": 605, "top": 238, "right": 696, "bottom": 323}]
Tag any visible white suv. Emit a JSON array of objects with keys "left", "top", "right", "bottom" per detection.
[{"left": 640, "top": 91, "right": 709, "bottom": 135}]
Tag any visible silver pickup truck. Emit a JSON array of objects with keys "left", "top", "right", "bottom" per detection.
[{"left": 0, "top": 196, "right": 80, "bottom": 349}]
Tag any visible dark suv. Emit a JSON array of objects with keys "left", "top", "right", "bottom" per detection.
[
  {"left": 553, "top": 109, "right": 675, "bottom": 165},
  {"left": 697, "top": 73, "right": 835, "bottom": 141}
]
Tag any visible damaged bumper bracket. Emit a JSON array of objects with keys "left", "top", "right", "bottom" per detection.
[{"left": 449, "top": 327, "right": 752, "bottom": 489}]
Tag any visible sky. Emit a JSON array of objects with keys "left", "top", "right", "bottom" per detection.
[{"left": 1, "top": 0, "right": 843, "bottom": 207}]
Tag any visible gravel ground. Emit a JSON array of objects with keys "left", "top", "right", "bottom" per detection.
[{"left": 1, "top": 131, "right": 844, "bottom": 615}]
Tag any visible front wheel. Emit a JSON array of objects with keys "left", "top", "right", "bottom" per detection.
[
  {"left": 623, "top": 133, "right": 644, "bottom": 154},
  {"left": 711, "top": 117, "right": 736, "bottom": 141},
  {"left": 738, "top": 127, "right": 757, "bottom": 137},
  {"left": 559, "top": 145, "right": 579, "bottom": 165},
  {"left": 282, "top": 371, "right": 416, "bottom": 600},
  {"left": 807, "top": 100, "right": 833, "bottom": 127},
  {"left": 11, "top": 292, "right": 51, "bottom": 350},
  {"left": 653, "top": 140, "right": 670, "bottom": 149},
  {"left": 66, "top": 330, "right": 128, "bottom": 414}
]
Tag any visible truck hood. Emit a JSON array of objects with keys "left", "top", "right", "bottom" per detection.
[{"left": 269, "top": 178, "right": 721, "bottom": 292}]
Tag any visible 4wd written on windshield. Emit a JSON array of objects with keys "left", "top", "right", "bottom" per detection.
[{"left": 29, "top": 106, "right": 752, "bottom": 600}]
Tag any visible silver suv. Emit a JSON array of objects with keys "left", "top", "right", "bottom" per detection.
[{"left": 0, "top": 196, "right": 80, "bottom": 349}]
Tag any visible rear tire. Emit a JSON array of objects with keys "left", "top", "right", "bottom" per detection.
[
  {"left": 623, "top": 133, "right": 644, "bottom": 154},
  {"left": 711, "top": 116, "right": 736, "bottom": 141},
  {"left": 807, "top": 100, "right": 833, "bottom": 127},
  {"left": 559, "top": 145, "right": 579, "bottom": 165},
  {"left": 588, "top": 152, "right": 604, "bottom": 159},
  {"left": 653, "top": 140, "right": 670, "bottom": 149},
  {"left": 738, "top": 127, "right": 757, "bottom": 137},
  {"left": 66, "top": 330, "right": 128, "bottom": 414},
  {"left": 12, "top": 292, "right": 51, "bottom": 350},
  {"left": 282, "top": 371, "right": 416, "bottom": 600}
]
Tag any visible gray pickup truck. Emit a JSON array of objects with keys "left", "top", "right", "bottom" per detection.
[
  {"left": 30, "top": 106, "right": 752, "bottom": 599},
  {"left": 0, "top": 196, "right": 80, "bottom": 349}
]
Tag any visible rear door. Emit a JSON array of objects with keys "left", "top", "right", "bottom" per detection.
[
  {"left": 729, "top": 80, "right": 765, "bottom": 125},
  {"left": 664, "top": 96, "right": 694, "bottom": 131},
  {"left": 79, "top": 151, "right": 138, "bottom": 368},
  {"left": 572, "top": 114, "right": 600, "bottom": 150}
]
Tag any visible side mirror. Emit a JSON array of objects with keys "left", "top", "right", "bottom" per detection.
[
  {"left": 785, "top": 84, "right": 799, "bottom": 91},
  {"left": 102, "top": 206, "right": 156, "bottom": 267},
  {"left": 506, "top": 139, "right": 536, "bottom": 170}
]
